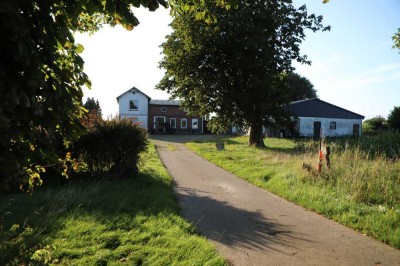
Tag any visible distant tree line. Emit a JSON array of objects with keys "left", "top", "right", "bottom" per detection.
[{"left": 363, "top": 106, "right": 400, "bottom": 132}]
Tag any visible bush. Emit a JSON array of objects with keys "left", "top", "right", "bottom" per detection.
[
  {"left": 363, "top": 116, "right": 387, "bottom": 133},
  {"left": 73, "top": 118, "right": 148, "bottom": 177}
]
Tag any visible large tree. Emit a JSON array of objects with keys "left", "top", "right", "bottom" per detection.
[
  {"left": 0, "top": 0, "right": 167, "bottom": 190},
  {"left": 158, "top": 0, "right": 328, "bottom": 146}
]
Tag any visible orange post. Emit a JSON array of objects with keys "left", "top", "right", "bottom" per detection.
[{"left": 318, "top": 150, "right": 323, "bottom": 173}]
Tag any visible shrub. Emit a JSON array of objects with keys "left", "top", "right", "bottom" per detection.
[
  {"left": 363, "top": 116, "right": 387, "bottom": 133},
  {"left": 73, "top": 118, "right": 148, "bottom": 177}
]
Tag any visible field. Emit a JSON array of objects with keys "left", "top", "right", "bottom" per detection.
[
  {"left": 0, "top": 145, "right": 225, "bottom": 265},
  {"left": 186, "top": 132, "right": 400, "bottom": 248}
]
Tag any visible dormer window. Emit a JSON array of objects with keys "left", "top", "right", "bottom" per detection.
[
  {"left": 161, "top": 107, "right": 167, "bottom": 112},
  {"left": 129, "top": 100, "right": 139, "bottom": 110}
]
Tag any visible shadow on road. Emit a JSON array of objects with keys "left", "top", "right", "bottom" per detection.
[{"left": 175, "top": 186, "right": 312, "bottom": 255}]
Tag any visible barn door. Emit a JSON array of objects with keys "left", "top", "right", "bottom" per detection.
[
  {"left": 353, "top": 124, "right": 360, "bottom": 137},
  {"left": 313, "top": 121, "right": 321, "bottom": 139}
]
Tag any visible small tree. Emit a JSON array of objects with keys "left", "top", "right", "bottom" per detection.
[
  {"left": 84, "top": 97, "right": 102, "bottom": 117},
  {"left": 387, "top": 106, "right": 400, "bottom": 130},
  {"left": 363, "top": 116, "right": 387, "bottom": 132}
]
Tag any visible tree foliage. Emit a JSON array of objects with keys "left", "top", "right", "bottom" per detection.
[
  {"left": 158, "top": 0, "right": 328, "bottom": 146},
  {"left": 387, "top": 106, "right": 400, "bottom": 130},
  {"left": 363, "top": 116, "right": 387, "bottom": 132},
  {"left": 393, "top": 28, "right": 400, "bottom": 52},
  {"left": 0, "top": 0, "right": 167, "bottom": 190},
  {"left": 84, "top": 97, "right": 102, "bottom": 118},
  {"left": 282, "top": 72, "right": 318, "bottom": 101}
]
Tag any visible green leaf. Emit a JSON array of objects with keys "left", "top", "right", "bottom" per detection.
[{"left": 75, "top": 44, "right": 84, "bottom": 53}]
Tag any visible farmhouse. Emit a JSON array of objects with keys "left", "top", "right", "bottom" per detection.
[
  {"left": 284, "top": 98, "right": 365, "bottom": 138},
  {"left": 116, "top": 87, "right": 204, "bottom": 134}
]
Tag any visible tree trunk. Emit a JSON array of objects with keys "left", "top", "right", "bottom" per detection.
[{"left": 248, "top": 123, "right": 265, "bottom": 147}]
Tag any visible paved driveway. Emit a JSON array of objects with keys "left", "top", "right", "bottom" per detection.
[{"left": 151, "top": 135, "right": 400, "bottom": 266}]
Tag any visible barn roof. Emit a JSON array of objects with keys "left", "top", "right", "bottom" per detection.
[
  {"left": 285, "top": 98, "right": 365, "bottom": 120},
  {"left": 149, "top": 99, "right": 181, "bottom": 106}
]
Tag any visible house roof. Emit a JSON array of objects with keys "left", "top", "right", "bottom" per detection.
[
  {"left": 285, "top": 98, "right": 365, "bottom": 120},
  {"left": 149, "top": 99, "right": 181, "bottom": 106},
  {"left": 116, "top": 87, "right": 151, "bottom": 102}
]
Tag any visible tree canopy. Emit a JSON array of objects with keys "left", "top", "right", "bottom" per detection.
[
  {"left": 387, "top": 106, "right": 400, "bottom": 130},
  {"left": 0, "top": 0, "right": 167, "bottom": 190},
  {"left": 158, "top": 0, "right": 328, "bottom": 146},
  {"left": 84, "top": 97, "right": 102, "bottom": 118},
  {"left": 363, "top": 116, "right": 387, "bottom": 132},
  {"left": 282, "top": 72, "right": 318, "bottom": 101}
]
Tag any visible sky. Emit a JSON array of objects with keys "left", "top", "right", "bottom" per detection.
[{"left": 75, "top": 0, "right": 400, "bottom": 120}]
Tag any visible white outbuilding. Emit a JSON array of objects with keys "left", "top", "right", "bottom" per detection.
[{"left": 284, "top": 98, "right": 365, "bottom": 138}]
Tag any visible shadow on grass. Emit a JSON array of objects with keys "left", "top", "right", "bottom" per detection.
[
  {"left": 175, "top": 187, "right": 312, "bottom": 254},
  {"left": 0, "top": 171, "right": 178, "bottom": 264},
  {"left": 262, "top": 145, "right": 298, "bottom": 154}
]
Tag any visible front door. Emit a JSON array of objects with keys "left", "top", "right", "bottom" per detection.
[
  {"left": 313, "top": 121, "right": 321, "bottom": 139},
  {"left": 155, "top": 117, "right": 165, "bottom": 133}
]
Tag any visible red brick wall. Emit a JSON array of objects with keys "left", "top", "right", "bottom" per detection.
[{"left": 148, "top": 105, "right": 203, "bottom": 134}]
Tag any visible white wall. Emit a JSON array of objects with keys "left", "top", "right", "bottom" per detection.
[
  {"left": 298, "top": 117, "right": 363, "bottom": 137},
  {"left": 118, "top": 91, "right": 149, "bottom": 129}
]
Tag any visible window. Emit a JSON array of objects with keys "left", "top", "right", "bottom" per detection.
[
  {"left": 181, "top": 118, "right": 187, "bottom": 129},
  {"left": 170, "top": 118, "right": 176, "bottom": 128},
  {"left": 330, "top": 121, "right": 336, "bottom": 130},
  {"left": 161, "top": 107, "right": 167, "bottom": 112},
  {"left": 129, "top": 100, "right": 139, "bottom": 110},
  {"left": 192, "top": 118, "right": 198, "bottom": 129}
]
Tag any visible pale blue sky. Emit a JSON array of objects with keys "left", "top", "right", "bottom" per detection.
[{"left": 75, "top": 1, "right": 400, "bottom": 119}]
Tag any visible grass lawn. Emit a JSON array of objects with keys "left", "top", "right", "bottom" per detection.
[
  {"left": 0, "top": 144, "right": 225, "bottom": 265},
  {"left": 186, "top": 135, "right": 400, "bottom": 249}
]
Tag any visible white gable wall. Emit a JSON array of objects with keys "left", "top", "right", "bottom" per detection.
[
  {"left": 298, "top": 117, "right": 362, "bottom": 137},
  {"left": 118, "top": 91, "right": 149, "bottom": 129}
]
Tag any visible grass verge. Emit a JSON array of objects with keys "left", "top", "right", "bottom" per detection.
[
  {"left": 186, "top": 136, "right": 400, "bottom": 249},
  {"left": 0, "top": 144, "right": 225, "bottom": 265}
]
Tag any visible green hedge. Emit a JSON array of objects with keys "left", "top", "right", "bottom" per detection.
[{"left": 73, "top": 118, "right": 148, "bottom": 177}]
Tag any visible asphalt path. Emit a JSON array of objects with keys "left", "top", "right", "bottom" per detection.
[{"left": 151, "top": 135, "right": 400, "bottom": 266}]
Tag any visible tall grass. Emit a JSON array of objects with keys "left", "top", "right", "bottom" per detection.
[
  {"left": 296, "top": 131, "right": 400, "bottom": 207},
  {"left": 0, "top": 145, "right": 225, "bottom": 265},
  {"left": 186, "top": 135, "right": 400, "bottom": 248}
]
